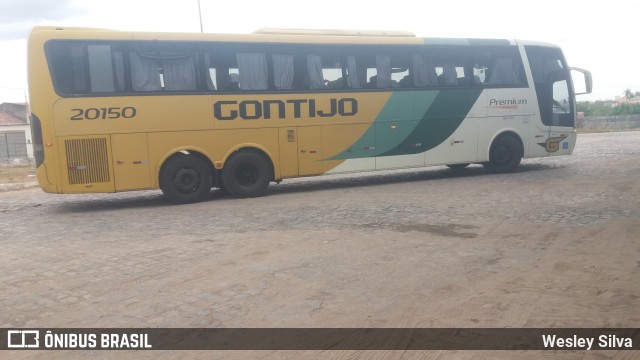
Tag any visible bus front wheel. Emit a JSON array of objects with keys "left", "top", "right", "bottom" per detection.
[
  {"left": 483, "top": 135, "right": 523, "bottom": 173},
  {"left": 159, "top": 155, "right": 212, "bottom": 203},
  {"left": 222, "top": 150, "right": 272, "bottom": 198}
]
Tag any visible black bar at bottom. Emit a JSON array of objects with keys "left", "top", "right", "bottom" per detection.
[{"left": 2, "top": 328, "right": 638, "bottom": 350}]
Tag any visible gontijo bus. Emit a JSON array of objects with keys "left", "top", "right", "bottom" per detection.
[{"left": 27, "top": 27, "right": 592, "bottom": 203}]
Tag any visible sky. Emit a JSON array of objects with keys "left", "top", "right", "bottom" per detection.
[{"left": 0, "top": 0, "right": 637, "bottom": 103}]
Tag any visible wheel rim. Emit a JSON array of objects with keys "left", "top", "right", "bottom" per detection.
[
  {"left": 235, "top": 162, "right": 259, "bottom": 187},
  {"left": 174, "top": 167, "right": 201, "bottom": 193},
  {"left": 493, "top": 145, "right": 512, "bottom": 166}
]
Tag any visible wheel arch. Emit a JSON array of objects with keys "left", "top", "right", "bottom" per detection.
[
  {"left": 484, "top": 130, "right": 525, "bottom": 161},
  {"left": 221, "top": 144, "right": 277, "bottom": 181},
  {"left": 156, "top": 147, "right": 215, "bottom": 188}
]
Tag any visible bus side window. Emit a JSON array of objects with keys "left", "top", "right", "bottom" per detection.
[
  {"left": 131, "top": 44, "right": 197, "bottom": 92},
  {"left": 346, "top": 55, "right": 363, "bottom": 89},
  {"left": 227, "top": 70, "right": 240, "bottom": 90},
  {"left": 162, "top": 56, "right": 197, "bottom": 91},
  {"left": 237, "top": 53, "right": 268, "bottom": 90},
  {"left": 273, "top": 54, "right": 295, "bottom": 90},
  {"left": 486, "top": 57, "right": 522, "bottom": 85},
  {"left": 87, "top": 45, "right": 119, "bottom": 92},
  {"left": 344, "top": 54, "right": 389, "bottom": 89},
  {"left": 47, "top": 43, "right": 89, "bottom": 94},
  {"left": 473, "top": 63, "right": 488, "bottom": 85},
  {"left": 46, "top": 42, "right": 125, "bottom": 95},
  {"left": 307, "top": 54, "right": 345, "bottom": 90},
  {"left": 203, "top": 52, "right": 218, "bottom": 91},
  {"left": 411, "top": 55, "right": 438, "bottom": 87},
  {"left": 374, "top": 55, "right": 392, "bottom": 88},
  {"left": 438, "top": 63, "right": 458, "bottom": 86},
  {"left": 130, "top": 52, "right": 162, "bottom": 91}
]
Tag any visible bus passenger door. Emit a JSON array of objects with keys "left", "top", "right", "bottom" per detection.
[
  {"left": 526, "top": 45, "right": 576, "bottom": 157},
  {"left": 297, "top": 126, "right": 323, "bottom": 175},
  {"left": 547, "top": 75, "right": 576, "bottom": 155},
  {"left": 530, "top": 72, "right": 575, "bottom": 157},
  {"left": 111, "top": 133, "right": 152, "bottom": 190}
]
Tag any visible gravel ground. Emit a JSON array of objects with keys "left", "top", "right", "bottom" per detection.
[{"left": 1, "top": 131, "right": 639, "bottom": 359}]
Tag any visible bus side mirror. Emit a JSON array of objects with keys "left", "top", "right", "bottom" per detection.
[{"left": 570, "top": 67, "right": 592, "bottom": 95}]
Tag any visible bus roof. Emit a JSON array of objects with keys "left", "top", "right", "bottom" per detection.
[
  {"left": 31, "top": 26, "right": 542, "bottom": 47},
  {"left": 254, "top": 28, "right": 416, "bottom": 37}
]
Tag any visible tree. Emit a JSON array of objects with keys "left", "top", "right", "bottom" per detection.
[{"left": 624, "top": 88, "right": 634, "bottom": 99}]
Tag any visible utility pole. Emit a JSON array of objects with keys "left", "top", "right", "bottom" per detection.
[{"left": 198, "top": 0, "right": 204, "bottom": 33}]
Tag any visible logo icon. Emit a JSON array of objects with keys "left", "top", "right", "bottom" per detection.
[
  {"left": 537, "top": 135, "right": 568, "bottom": 153},
  {"left": 7, "top": 330, "right": 40, "bottom": 348}
]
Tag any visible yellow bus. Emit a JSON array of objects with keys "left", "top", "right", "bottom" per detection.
[{"left": 28, "top": 27, "right": 591, "bottom": 203}]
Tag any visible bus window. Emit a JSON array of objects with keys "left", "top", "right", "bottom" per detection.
[
  {"left": 237, "top": 53, "right": 268, "bottom": 90},
  {"left": 526, "top": 45, "right": 573, "bottom": 127},
  {"left": 411, "top": 55, "right": 438, "bottom": 87},
  {"left": 272, "top": 54, "right": 294, "bottom": 90},
  {"left": 87, "top": 45, "right": 117, "bottom": 92},
  {"left": 473, "top": 64, "right": 487, "bottom": 84},
  {"left": 486, "top": 57, "right": 523, "bottom": 85},
  {"left": 346, "top": 55, "right": 363, "bottom": 89},
  {"left": 435, "top": 64, "right": 458, "bottom": 86},
  {"left": 46, "top": 41, "right": 126, "bottom": 95},
  {"left": 306, "top": 53, "right": 344, "bottom": 90},
  {"left": 393, "top": 68, "right": 409, "bottom": 87},
  {"left": 552, "top": 79, "right": 571, "bottom": 126},
  {"left": 344, "top": 54, "right": 387, "bottom": 89},
  {"left": 227, "top": 69, "right": 240, "bottom": 90},
  {"left": 131, "top": 43, "right": 197, "bottom": 92},
  {"left": 346, "top": 54, "right": 391, "bottom": 89},
  {"left": 48, "top": 43, "right": 89, "bottom": 94}
]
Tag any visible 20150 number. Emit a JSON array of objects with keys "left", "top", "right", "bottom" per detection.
[{"left": 70, "top": 107, "right": 137, "bottom": 120}]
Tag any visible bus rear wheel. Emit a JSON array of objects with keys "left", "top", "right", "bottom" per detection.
[
  {"left": 483, "top": 135, "right": 523, "bottom": 173},
  {"left": 222, "top": 150, "right": 272, "bottom": 198},
  {"left": 159, "top": 155, "right": 212, "bottom": 203}
]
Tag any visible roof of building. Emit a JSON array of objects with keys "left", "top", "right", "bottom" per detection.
[
  {"left": 0, "top": 103, "right": 28, "bottom": 126},
  {"left": 0, "top": 111, "right": 27, "bottom": 125}
]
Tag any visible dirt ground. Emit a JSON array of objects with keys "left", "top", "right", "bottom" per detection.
[
  {"left": 0, "top": 164, "right": 35, "bottom": 185},
  {"left": 1, "top": 131, "right": 639, "bottom": 359}
]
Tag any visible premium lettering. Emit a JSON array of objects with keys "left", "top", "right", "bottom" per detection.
[{"left": 489, "top": 98, "right": 528, "bottom": 106}]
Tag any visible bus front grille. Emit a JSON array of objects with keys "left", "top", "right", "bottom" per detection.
[{"left": 65, "top": 138, "right": 110, "bottom": 185}]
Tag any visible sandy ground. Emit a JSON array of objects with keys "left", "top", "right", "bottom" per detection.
[{"left": 1, "top": 131, "right": 639, "bottom": 359}]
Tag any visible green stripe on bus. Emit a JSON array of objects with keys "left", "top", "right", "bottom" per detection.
[
  {"left": 325, "top": 90, "right": 439, "bottom": 160},
  {"left": 327, "top": 89, "right": 482, "bottom": 160},
  {"left": 377, "top": 88, "right": 483, "bottom": 157},
  {"left": 374, "top": 90, "right": 439, "bottom": 154}
]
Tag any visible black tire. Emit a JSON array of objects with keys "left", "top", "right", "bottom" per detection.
[
  {"left": 446, "top": 163, "right": 470, "bottom": 170},
  {"left": 222, "top": 150, "right": 272, "bottom": 198},
  {"left": 483, "top": 135, "right": 523, "bottom": 173},
  {"left": 159, "top": 155, "right": 212, "bottom": 204}
]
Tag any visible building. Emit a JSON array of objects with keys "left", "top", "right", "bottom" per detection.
[
  {"left": 614, "top": 95, "right": 640, "bottom": 105},
  {"left": 0, "top": 103, "right": 33, "bottom": 162}
]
